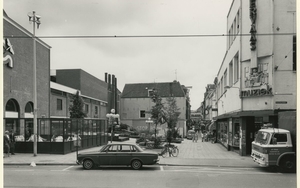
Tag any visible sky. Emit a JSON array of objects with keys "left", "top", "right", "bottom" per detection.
[{"left": 4, "top": 0, "right": 233, "bottom": 110}]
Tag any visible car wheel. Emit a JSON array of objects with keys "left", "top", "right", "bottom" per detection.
[
  {"left": 279, "top": 156, "right": 296, "bottom": 173},
  {"left": 83, "top": 159, "right": 94, "bottom": 170},
  {"left": 131, "top": 159, "right": 142, "bottom": 170}
]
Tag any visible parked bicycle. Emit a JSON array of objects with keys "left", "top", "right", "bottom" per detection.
[{"left": 161, "top": 143, "right": 179, "bottom": 157}]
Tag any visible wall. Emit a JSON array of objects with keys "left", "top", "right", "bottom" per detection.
[{"left": 3, "top": 18, "right": 50, "bottom": 118}]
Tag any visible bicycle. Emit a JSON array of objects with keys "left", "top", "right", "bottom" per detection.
[{"left": 161, "top": 143, "right": 179, "bottom": 157}]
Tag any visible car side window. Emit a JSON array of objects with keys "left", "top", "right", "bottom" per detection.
[
  {"left": 107, "top": 145, "right": 118, "bottom": 152},
  {"left": 120, "top": 145, "right": 131, "bottom": 152},
  {"left": 131, "top": 146, "right": 137, "bottom": 152}
]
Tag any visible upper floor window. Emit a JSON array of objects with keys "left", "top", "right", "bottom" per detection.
[
  {"left": 57, "top": 99, "right": 62, "bottom": 110},
  {"left": 293, "top": 35, "right": 296, "bottom": 71},
  {"left": 234, "top": 53, "right": 239, "bottom": 82},
  {"left": 95, "top": 106, "right": 98, "bottom": 114},
  {"left": 148, "top": 89, "right": 154, "bottom": 97},
  {"left": 85, "top": 104, "right": 89, "bottom": 113},
  {"left": 140, "top": 110, "right": 146, "bottom": 118}
]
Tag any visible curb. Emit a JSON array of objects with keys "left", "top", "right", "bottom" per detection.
[{"left": 4, "top": 163, "right": 260, "bottom": 168}]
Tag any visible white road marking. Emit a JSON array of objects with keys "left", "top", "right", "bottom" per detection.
[
  {"left": 63, "top": 166, "right": 74, "bottom": 171},
  {"left": 160, "top": 166, "right": 164, "bottom": 171},
  {"left": 14, "top": 170, "right": 34, "bottom": 172}
]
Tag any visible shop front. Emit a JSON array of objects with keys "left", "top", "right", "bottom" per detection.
[{"left": 3, "top": 118, "right": 108, "bottom": 154}]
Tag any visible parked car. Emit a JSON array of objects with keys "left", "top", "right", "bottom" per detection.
[
  {"left": 186, "top": 130, "right": 195, "bottom": 140},
  {"left": 76, "top": 143, "right": 159, "bottom": 170}
]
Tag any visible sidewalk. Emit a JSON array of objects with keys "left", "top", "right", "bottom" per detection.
[{"left": 3, "top": 138, "right": 259, "bottom": 168}]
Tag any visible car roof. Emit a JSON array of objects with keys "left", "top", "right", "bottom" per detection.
[{"left": 106, "top": 143, "right": 136, "bottom": 146}]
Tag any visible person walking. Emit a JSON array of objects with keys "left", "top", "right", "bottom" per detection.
[
  {"left": 10, "top": 129, "right": 16, "bottom": 155},
  {"left": 194, "top": 131, "right": 199, "bottom": 142},
  {"left": 4, "top": 130, "right": 10, "bottom": 157}
]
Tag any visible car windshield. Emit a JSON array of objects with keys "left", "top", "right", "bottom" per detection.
[{"left": 255, "top": 131, "right": 270, "bottom": 145}]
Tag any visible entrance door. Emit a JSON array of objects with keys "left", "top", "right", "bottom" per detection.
[{"left": 246, "top": 117, "right": 255, "bottom": 155}]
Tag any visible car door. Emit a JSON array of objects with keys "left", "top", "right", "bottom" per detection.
[
  {"left": 115, "top": 145, "right": 133, "bottom": 165},
  {"left": 99, "top": 145, "right": 117, "bottom": 165}
]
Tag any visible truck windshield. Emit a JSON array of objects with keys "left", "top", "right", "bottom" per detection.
[{"left": 255, "top": 131, "right": 270, "bottom": 145}]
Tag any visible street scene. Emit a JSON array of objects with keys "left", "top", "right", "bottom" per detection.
[{"left": 3, "top": 0, "right": 297, "bottom": 188}]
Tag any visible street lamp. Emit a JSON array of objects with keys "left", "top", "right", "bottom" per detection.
[
  {"left": 28, "top": 11, "right": 41, "bottom": 156},
  {"left": 106, "top": 109, "right": 120, "bottom": 143},
  {"left": 145, "top": 117, "right": 153, "bottom": 133}
]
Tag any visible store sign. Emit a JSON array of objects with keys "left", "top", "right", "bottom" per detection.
[
  {"left": 240, "top": 87, "right": 273, "bottom": 98},
  {"left": 3, "top": 38, "right": 15, "bottom": 68},
  {"left": 249, "top": 0, "right": 257, "bottom": 51}
]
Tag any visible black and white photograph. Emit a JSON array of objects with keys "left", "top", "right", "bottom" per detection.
[{"left": 3, "top": 0, "right": 297, "bottom": 187}]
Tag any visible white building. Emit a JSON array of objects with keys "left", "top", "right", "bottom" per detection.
[{"left": 215, "top": 0, "right": 296, "bottom": 155}]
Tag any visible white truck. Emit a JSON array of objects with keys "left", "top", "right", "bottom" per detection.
[{"left": 251, "top": 111, "right": 296, "bottom": 172}]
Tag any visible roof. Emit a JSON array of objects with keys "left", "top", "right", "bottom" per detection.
[{"left": 121, "top": 81, "right": 185, "bottom": 98}]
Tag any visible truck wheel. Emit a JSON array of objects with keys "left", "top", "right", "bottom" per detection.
[{"left": 279, "top": 156, "right": 296, "bottom": 173}]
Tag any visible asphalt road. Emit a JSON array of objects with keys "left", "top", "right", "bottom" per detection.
[{"left": 4, "top": 165, "right": 296, "bottom": 188}]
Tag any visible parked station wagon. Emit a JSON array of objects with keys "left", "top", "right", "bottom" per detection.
[{"left": 76, "top": 143, "right": 159, "bottom": 170}]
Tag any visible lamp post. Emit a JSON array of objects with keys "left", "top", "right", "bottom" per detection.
[
  {"left": 28, "top": 11, "right": 41, "bottom": 156},
  {"left": 106, "top": 109, "right": 120, "bottom": 143},
  {"left": 145, "top": 117, "right": 153, "bottom": 133}
]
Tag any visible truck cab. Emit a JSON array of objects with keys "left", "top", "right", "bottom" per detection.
[{"left": 251, "top": 127, "right": 296, "bottom": 172}]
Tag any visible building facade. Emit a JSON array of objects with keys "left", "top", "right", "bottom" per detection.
[
  {"left": 214, "top": 0, "right": 296, "bottom": 155},
  {"left": 120, "top": 81, "right": 189, "bottom": 137},
  {"left": 3, "top": 10, "right": 51, "bottom": 133},
  {"left": 50, "top": 69, "right": 112, "bottom": 119}
]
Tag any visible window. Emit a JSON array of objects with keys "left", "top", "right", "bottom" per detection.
[
  {"left": 220, "top": 77, "right": 223, "bottom": 94},
  {"left": 95, "top": 106, "right": 98, "bottom": 114},
  {"left": 140, "top": 110, "right": 146, "bottom": 118},
  {"left": 234, "top": 53, "right": 239, "bottom": 82},
  {"left": 120, "top": 145, "right": 131, "bottom": 152},
  {"left": 57, "top": 99, "right": 62, "bottom": 110},
  {"left": 25, "top": 102, "right": 33, "bottom": 113},
  {"left": 293, "top": 36, "right": 296, "bottom": 71},
  {"left": 273, "top": 133, "right": 287, "bottom": 143},
  {"left": 229, "top": 62, "right": 233, "bottom": 86},
  {"left": 85, "top": 104, "right": 89, "bottom": 113},
  {"left": 148, "top": 89, "right": 154, "bottom": 97},
  {"left": 224, "top": 70, "right": 228, "bottom": 89}
]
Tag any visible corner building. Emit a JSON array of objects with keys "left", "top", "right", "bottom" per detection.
[{"left": 215, "top": 0, "right": 296, "bottom": 155}]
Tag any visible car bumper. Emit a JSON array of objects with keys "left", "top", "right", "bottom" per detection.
[{"left": 76, "top": 160, "right": 82, "bottom": 165}]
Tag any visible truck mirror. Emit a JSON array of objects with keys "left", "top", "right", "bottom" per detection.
[{"left": 271, "top": 137, "right": 277, "bottom": 145}]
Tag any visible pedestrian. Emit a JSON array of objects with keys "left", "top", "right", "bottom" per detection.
[
  {"left": 10, "top": 128, "right": 16, "bottom": 155},
  {"left": 4, "top": 130, "right": 10, "bottom": 157},
  {"left": 194, "top": 131, "right": 199, "bottom": 142},
  {"left": 201, "top": 131, "right": 205, "bottom": 142}
]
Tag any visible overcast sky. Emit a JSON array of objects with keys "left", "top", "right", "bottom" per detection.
[{"left": 4, "top": 0, "right": 233, "bottom": 110}]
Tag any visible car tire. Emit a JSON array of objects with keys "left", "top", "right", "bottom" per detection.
[
  {"left": 83, "top": 159, "right": 94, "bottom": 170},
  {"left": 131, "top": 159, "right": 142, "bottom": 170},
  {"left": 279, "top": 156, "right": 296, "bottom": 173}
]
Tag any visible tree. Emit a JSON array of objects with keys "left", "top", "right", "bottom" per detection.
[
  {"left": 150, "top": 89, "right": 166, "bottom": 147},
  {"left": 165, "top": 96, "right": 181, "bottom": 144},
  {"left": 69, "top": 91, "right": 87, "bottom": 118}
]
